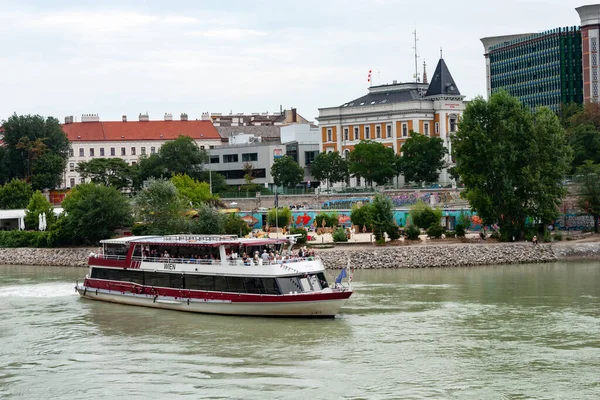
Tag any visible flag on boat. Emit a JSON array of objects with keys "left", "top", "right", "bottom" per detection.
[{"left": 335, "top": 267, "right": 347, "bottom": 284}]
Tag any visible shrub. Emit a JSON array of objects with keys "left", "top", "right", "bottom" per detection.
[
  {"left": 543, "top": 230, "right": 552, "bottom": 243},
  {"left": 455, "top": 224, "right": 466, "bottom": 237},
  {"left": 490, "top": 231, "right": 501, "bottom": 240},
  {"left": 131, "top": 223, "right": 150, "bottom": 236},
  {"left": 289, "top": 227, "right": 307, "bottom": 244},
  {"left": 409, "top": 200, "right": 442, "bottom": 229},
  {"left": 350, "top": 204, "right": 371, "bottom": 230},
  {"left": 332, "top": 227, "right": 348, "bottom": 242},
  {"left": 375, "top": 237, "right": 386, "bottom": 245},
  {"left": 0, "top": 230, "right": 52, "bottom": 248},
  {"left": 405, "top": 225, "right": 421, "bottom": 241},
  {"left": 267, "top": 207, "right": 292, "bottom": 228},
  {"left": 426, "top": 223, "right": 444, "bottom": 239},
  {"left": 554, "top": 232, "right": 563, "bottom": 241},
  {"left": 315, "top": 212, "right": 338, "bottom": 228},
  {"left": 445, "top": 230, "right": 456, "bottom": 238}
]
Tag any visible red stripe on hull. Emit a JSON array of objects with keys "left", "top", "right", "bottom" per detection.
[{"left": 83, "top": 278, "right": 353, "bottom": 303}]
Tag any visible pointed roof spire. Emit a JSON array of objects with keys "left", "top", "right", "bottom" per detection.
[
  {"left": 422, "top": 60, "right": 428, "bottom": 85},
  {"left": 425, "top": 57, "right": 460, "bottom": 97}
]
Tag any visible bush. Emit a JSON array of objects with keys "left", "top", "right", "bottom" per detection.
[
  {"left": 267, "top": 207, "right": 292, "bottom": 228},
  {"left": 490, "top": 231, "right": 501, "bottom": 240},
  {"left": 332, "top": 227, "right": 348, "bottom": 242},
  {"left": 455, "top": 224, "right": 466, "bottom": 237},
  {"left": 426, "top": 223, "right": 444, "bottom": 239},
  {"left": 405, "top": 225, "right": 421, "bottom": 241},
  {"left": 315, "top": 212, "right": 338, "bottom": 228},
  {"left": 289, "top": 227, "right": 307, "bottom": 245},
  {"left": 554, "top": 232, "right": 563, "bottom": 241},
  {"left": 543, "top": 230, "right": 552, "bottom": 243},
  {"left": 445, "top": 230, "right": 456, "bottom": 238},
  {"left": 0, "top": 230, "right": 52, "bottom": 248},
  {"left": 409, "top": 200, "right": 442, "bottom": 229},
  {"left": 131, "top": 223, "right": 150, "bottom": 236}
]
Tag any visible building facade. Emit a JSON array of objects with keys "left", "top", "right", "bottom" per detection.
[
  {"left": 61, "top": 113, "right": 221, "bottom": 188},
  {"left": 481, "top": 4, "right": 600, "bottom": 110},
  {"left": 317, "top": 57, "right": 465, "bottom": 187}
]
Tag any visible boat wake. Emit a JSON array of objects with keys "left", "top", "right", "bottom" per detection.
[{"left": 0, "top": 282, "right": 78, "bottom": 298}]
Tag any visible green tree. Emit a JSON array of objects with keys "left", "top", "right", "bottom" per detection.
[
  {"left": 399, "top": 131, "right": 447, "bottom": 184},
  {"left": 1, "top": 114, "right": 69, "bottom": 189},
  {"left": 271, "top": 156, "right": 304, "bottom": 188},
  {"left": 350, "top": 204, "right": 372, "bottom": 230},
  {"left": 54, "top": 183, "right": 133, "bottom": 244},
  {"left": 24, "top": 190, "right": 56, "bottom": 230},
  {"left": 348, "top": 140, "right": 395, "bottom": 186},
  {"left": 187, "top": 204, "right": 226, "bottom": 234},
  {"left": 137, "top": 135, "right": 208, "bottom": 183},
  {"left": 409, "top": 200, "right": 442, "bottom": 229},
  {"left": 559, "top": 102, "right": 583, "bottom": 129},
  {"left": 452, "top": 91, "right": 572, "bottom": 240},
  {"left": 0, "top": 179, "right": 33, "bottom": 209},
  {"left": 267, "top": 207, "right": 292, "bottom": 228},
  {"left": 76, "top": 158, "right": 135, "bottom": 189},
  {"left": 575, "top": 161, "right": 600, "bottom": 233},
  {"left": 370, "top": 194, "right": 400, "bottom": 241},
  {"left": 134, "top": 178, "right": 187, "bottom": 235},
  {"left": 170, "top": 174, "right": 216, "bottom": 206},
  {"left": 197, "top": 170, "right": 230, "bottom": 194},
  {"left": 310, "top": 151, "right": 349, "bottom": 189},
  {"left": 224, "top": 213, "right": 252, "bottom": 237},
  {"left": 566, "top": 124, "right": 600, "bottom": 172}
]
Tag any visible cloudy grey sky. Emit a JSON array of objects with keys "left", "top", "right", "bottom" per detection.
[{"left": 0, "top": 0, "right": 588, "bottom": 123}]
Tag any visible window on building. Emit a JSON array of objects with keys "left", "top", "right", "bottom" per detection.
[
  {"left": 353, "top": 127, "right": 359, "bottom": 141},
  {"left": 69, "top": 148, "right": 74, "bottom": 157},
  {"left": 376, "top": 126, "right": 381, "bottom": 139},
  {"left": 386, "top": 125, "right": 392, "bottom": 138},
  {"left": 223, "top": 154, "right": 239, "bottom": 163},
  {"left": 200, "top": 146, "right": 205, "bottom": 150},
  {"left": 79, "top": 148, "right": 84, "bottom": 157},
  {"left": 402, "top": 123, "right": 408, "bottom": 137},
  {"left": 344, "top": 128, "right": 349, "bottom": 141},
  {"left": 242, "top": 153, "right": 258, "bottom": 162},
  {"left": 209, "top": 145, "right": 215, "bottom": 149},
  {"left": 131, "top": 161, "right": 137, "bottom": 166},
  {"left": 100, "top": 148, "right": 105, "bottom": 156},
  {"left": 327, "top": 128, "right": 332, "bottom": 142},
  {"left": 131, "top": 147, "right": 136, "bottom": 156},
  {"left": 304, "top": 151, "right": 318, "bottom": 165},
  {"left": 89, "top": 148, "right": 94, "bottom": 157},
  {"left": 150, "top": 147, "right": 156, "bottom": 154},
  {"left": 121, "top": 147, "right": 126, "bottom": 156},
  {"left": 344, "top": 149, "right": 350, "bottom": 159},
  {"left": 141, "top": 147, "right": 146, "bottom": 155},
  {"left": 365, "top": 126, "right": 370, "bottom": 139},
  {"left": 449, "top": 118, "right": 457, "bottom": 132},
  {"left": 110, "top": 148, "right": 116, "bottom": 156},
  {"left": 69, "top": 178, "right": 75, "bottom": 188},
  {"left": 69, "top": 162, "right": 75, "bottom": 172},
  {"left": 80, "top": 178, "right": 85, "bottom": 184},
  {"left": 435, "top": 122, "right": 440, "bottom": 134},
  {"left": 210, "top": 155, "right": 220, "bottom": 164},
  {"left": 424, "top": 123, "right": 430, "bottom": 136},
  {"left": 356, "top": 176, "right": 361, "bottom": 186}
]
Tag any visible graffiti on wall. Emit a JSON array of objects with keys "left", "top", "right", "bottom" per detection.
[{"left": 554, "top": 214, "right": 598, "bottom": 231}]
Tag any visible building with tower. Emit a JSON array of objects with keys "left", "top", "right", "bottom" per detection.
[
  {"left": 317, "top": 56, "right": 465, "bottom": 188},
  {"left": 481, "top": 4, "right": 600, "bottom": 111}
]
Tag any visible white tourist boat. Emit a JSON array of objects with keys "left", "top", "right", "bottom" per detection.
[{"left": 75, "top": 234, "right": 353, "bottom": 318}]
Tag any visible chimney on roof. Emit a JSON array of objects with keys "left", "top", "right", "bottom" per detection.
[
  {"left": 81, "top": 114, "right": 99, "bottom": 123},
  {"left": 291, "top": 108, "right": 297, "bottom": 123},
  {"left": 139, "top": 113, "right": 149, "bottom": 122},
  {"left": 164, "top": 113, "right": 173, "bottom": 121},
  {"left": 180, "top": 113, "right": 188, "bottom": 121},
  {"left": 201, "top": 112, "right": 210, "bottom": 121},
  {"left": 122, "top": 115, "right": 127, "bottom": 122},
  {"left": 64, "top": 116, "right": 74, "bottom": 124}
]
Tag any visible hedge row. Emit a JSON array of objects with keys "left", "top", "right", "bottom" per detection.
[{"left": 0, "top": 231, "right": 53, "bottom": 248}]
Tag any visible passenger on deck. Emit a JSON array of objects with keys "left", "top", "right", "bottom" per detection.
[{"left": 261, "top": 250, "right": 270, "bottom": 263}]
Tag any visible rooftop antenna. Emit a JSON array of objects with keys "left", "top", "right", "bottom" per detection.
[
  {"left": 440, "top": 46, "right": 443, "bottom": 59},
  {"left": 412, "top": 29, "right": 420, "bottom": 82}
]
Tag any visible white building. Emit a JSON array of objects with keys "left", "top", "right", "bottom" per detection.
[
  {"left": 317, "top": 57, "right": 466, "bottom": 187},
  {"left": 61, "top": 113, "right": 222, "bottom": 188}
]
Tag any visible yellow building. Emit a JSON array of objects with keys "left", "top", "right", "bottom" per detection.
[{"left": 317, "top": 57, "right": 465, "bottom": 187}]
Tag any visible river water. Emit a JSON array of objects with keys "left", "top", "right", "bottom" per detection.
[{"left": 1, "top": 262, "right": 599, "bottom": 399}]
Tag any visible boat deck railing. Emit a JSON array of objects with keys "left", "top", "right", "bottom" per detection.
[{"left": 126, "top": 255, "right": 319, "bottom": 267}]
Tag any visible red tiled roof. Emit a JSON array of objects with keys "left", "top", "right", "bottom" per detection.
[{"left": 62, "top": 120, "right": 221, "bottom": 142}]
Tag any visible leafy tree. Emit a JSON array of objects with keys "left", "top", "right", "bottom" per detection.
[
  {"left": 452, "top": 91, "right": 572, "bottom": 240},
  {"left": 409, "top": 200, "right": 442, "bottom": 229},
  {"left": 575, "top": 161, "right": 600, "bottom": 233},
  {"left": 399, "top": 131, "right": 447, "bottom": 184},
  {"left": 137, "top": 135, "right": 208, "bottom": 183},
  {"left": 271, "top": 156, "right": 304, "bottom": 188},
  {"left": 332, "top": 227, "right": 348, "bottom": 242},
  {"left": 0, "top": 147, "right": 8, "bottom": 184},
  {"left": 134, "top": 178, "right": 187, "bottom": 235},
  {"left": 224, "top": 213, "right": 252, "bottom": 237},
  {"left": 350, "top": 204, "right": 372, "bottom": 230},
  {"left": 197, "top": 170, "right": 230, "bottom": 194},
  {"left": 1, "top": 114, "right": 69, "bottom": 189},
  {"left": 310, "top": 151, "right": 349, "bottom": 189},
  {"left": 53, "top": 183, "right": 133, "bottom": 244},
  {"left": 267, "top": 207, "right": 292, "bottom": 228},
  {"left": 566, "top": 123, "right": 600, "bottom": 172},
  {"left": 187, "top": 204, "right": 226, "bottom": 234},
  {"left": 348, "top": 140, "right": 395, "bottom": 186},
  {"left": 370, "top": 194, "right": 400, "bottom": 241},
  {"left": 569, "top": 102, "right": 600, "bottom": 129},
  {"left": 77, "top": 158, "right": 135, "bottom": 189},
  {"left": 24, "top": 190, "right": 56, "bottom": 230},
  {"left": 0, "top": 179, "right": 32, "bottom": 209},
  {"left": 559, "top": 102, "right": 583, "bottom": 129},
  {"left": 315, "top": 212, "right": 338, "bottom": 228},
  {"left": 170, "top": 174, "right": 216, "bottom": 206}
]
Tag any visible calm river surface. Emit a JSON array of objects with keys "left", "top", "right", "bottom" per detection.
[{"left": 1, "top": 262, "right": 599, "bottom": 399}]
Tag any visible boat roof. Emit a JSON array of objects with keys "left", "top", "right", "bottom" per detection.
[{"left": 101, "top": 235, "right": 291, "bottom": 247}]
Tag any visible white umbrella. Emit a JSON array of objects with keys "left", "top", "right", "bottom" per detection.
[
  {"left": 19, "top": 218, "right": 25, "bottom": 231},
  {"left": 38, "top": 213, "right": 43, "bottom": 231},
  {"left": 41, "top": 212, "right": 47, "bottom": 231}
]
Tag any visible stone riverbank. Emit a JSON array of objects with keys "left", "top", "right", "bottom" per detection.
[{"left": 1, "top": 242, "right": 600, "bottom": 269}]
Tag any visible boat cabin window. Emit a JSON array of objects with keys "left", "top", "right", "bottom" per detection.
[
  {"left": 91, "top": 267, "right": 143, "bottom": 284},
  {"left": 277, "top": 277, "right": 303, "bottom": 294},
  {"left": 103, "top": 244, "right": 128, "bottom": 258}
]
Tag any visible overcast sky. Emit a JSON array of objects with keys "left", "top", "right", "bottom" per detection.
[{"left": 0, "top": 0, "right": 588, "bottom": 124}]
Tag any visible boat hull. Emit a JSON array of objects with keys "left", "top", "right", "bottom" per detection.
[{"left": 76, "top": 285, "right": 351, "bottom": 318}]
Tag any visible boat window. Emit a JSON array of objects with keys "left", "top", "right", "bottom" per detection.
[
  {"left": 185, "top": 275, "right": 214, "bottom": 291},
  {"left": 144, "top": 271, "right": 170, "bottom": 287},
  {"left": 214, "top": 276, "right": 228, "bottom": 292},
  {"left": 316, "top": 272, "right": 329, "bottom": 289},
  {"left": 243, "top": 277, "right": 265, "bottom": 294},
  {"left": 227, "top": 277, "right": 246, "bottom": 293},
  {"left": 170, "top": 274, "right": 184, "bottom": 288},
  {"left": 132, "top": 244, "right": 142, "bottom": 257},
  {"left": 299, "top": 277, "right": 312, "bottom": 292},
  {"left": 277, "top": 277, "right": 303, "bottom": 294},
  {"left": 90, "top": 268, "right": 143, "bottom": 284},
  {"left": 261, "top": 278, "right": 280, "bottom": 295},
  {"left": 103, "top": 244, "right": 128, "bottom": 258}
]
